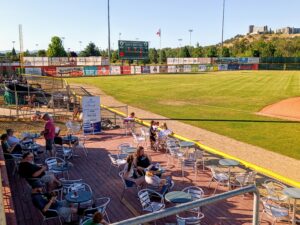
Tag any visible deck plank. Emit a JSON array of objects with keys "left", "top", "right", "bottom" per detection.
[{"left": 7, "top": 128, "right": 285, "bottom": 225}]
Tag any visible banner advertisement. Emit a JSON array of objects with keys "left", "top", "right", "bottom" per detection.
[
  {"left": 57, "top": 67, "right": 83, "bottom": 76},
  {"left": 131, "top": 66, "right": 141, "bottom": 74},
  {"left": 82, "top": 96, "right": 101, "bottom": 134},
  {"left": 25, "top": 68, "right": 42, "bottom": 75},
  {"left": 218, "top": 64, "right": 228, "bottom": 71},
  {"left": 168, "top": 65, "right": 176, "bottom": 73},
  {"left": 141, "top": 66, "right": 150, "bottom": 74},
  {"left": 150, "top": 66, "right": 160, "bottom": 73},
  {"left": 183, "top": 65, "right": 192, "bottom": 72},
  {"left": 97, "top": 66, "right": 110, "bottom": 75},
  {"left": 159, "top": 65, "right": 168, "bottom": 73},
  {"left": 110, "top": 66, "right": 121, "bottom": 75},
  {"left": 84, "top": 66, "right": 97, "bottom": 76}
]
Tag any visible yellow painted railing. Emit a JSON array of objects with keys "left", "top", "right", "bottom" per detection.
[{"left": 66, "top": 79, "right": 300, "bottom": 188}]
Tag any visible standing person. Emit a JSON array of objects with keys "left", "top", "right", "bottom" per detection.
[
  {"left": 41, "top": 113, "right": 55, "bottom": 156},
  {"left": 149, "top": 120, "right": 157, "bottom": 150}
]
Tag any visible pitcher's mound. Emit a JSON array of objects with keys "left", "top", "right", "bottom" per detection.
[{"left": 258, "top": 97, "right": 300, "bottom": 121}]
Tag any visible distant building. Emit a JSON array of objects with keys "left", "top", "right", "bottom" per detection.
[
  {"left": 276, "top": 27, "right": 300, "bottom": 34},
  {"left": 249, "top": 25, "right": 268, "bottom": 34}
]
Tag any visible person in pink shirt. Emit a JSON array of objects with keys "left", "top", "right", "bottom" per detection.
[{"left": 41, "top": 113, "right": 55, "bottom": 156}]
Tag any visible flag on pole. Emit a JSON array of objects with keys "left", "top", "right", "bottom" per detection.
[{"left": 156, "top": 28, "right": 161, "bottom": 37}]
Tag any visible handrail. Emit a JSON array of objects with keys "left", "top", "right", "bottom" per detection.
[
  {"left": 0, "top": 171, "right": 7, "bottom": 225},
  {"left": 111, "top": 185, "right": 260, "bottom": 225},
  {"left": 65, "top": 79, "right": 300, "bottom": 188}
]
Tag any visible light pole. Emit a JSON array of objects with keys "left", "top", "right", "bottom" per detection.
[
  {"left": 107, "top": 0, "right": 111, "bottom": 74},
  {"left": 79, "top": 41, "right": 82, "bottom": 51},
  {"left": 35, "top": 43, "right": 39, "bottom": 56},
  {"left": 61, "top": 37, "right": 65, "bottom": 48},
  {"left": 188, "top": 29, "right": 193, "bottom": 46},
  {"left": 119, "top": 32, "right": 122, "bottom": 40},
  {"left": 221, "top": 0, "right": 226, "bottom": 56},
  {"left": 12, "top": 41, "right": 16, "bottom": 49},
  {"left": 135, "top": 38, "right": 139, "bottom": 41},
  {"left": 178, "top": 38, "right": 182, "bottom": 58}
]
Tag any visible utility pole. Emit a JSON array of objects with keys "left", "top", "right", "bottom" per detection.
[
  {"left": 188, "top": 29, "right": 193, "bottom": 46},
  {"left": 221, "top": 0, "right": 226, "bottom": 57},
  {"left": 107, "top": 0, "right": 111, "bottom": 74}
]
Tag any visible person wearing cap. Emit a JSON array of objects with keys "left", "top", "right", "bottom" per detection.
[
  {"left": 31, "top": 181, "right": 77, "bottom": 223},
  {"left": 41, "top": 113, "right": 55, "bottom": 157}
]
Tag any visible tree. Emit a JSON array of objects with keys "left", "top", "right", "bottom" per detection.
[
  {"left": 222, "top": 47, "right": 231, "bottom": 57},
  {"left": 206, "top": 46, "right": 218, "bottom": 57},
  {"left": 79, "top": 42, "right": 101, "bottom": 57},
  {"left": 149, "top": 48, "right": 158, "bottom": 64},
  {"left": 179, "top": 46, "right": 191, "bottom": 57},
  {"left": 111, "top": 50, "right": 119, "bottom": 63},
  {"left": 37, "top": 49, "right": 47, "bottom": 57},
  {"left": 159, "top": 49, "right": 167, "bottom": 64},
  {"left": 47, "top": 36, "right": 67, "bottom": 57},
  {"left": 68, "top": 51, "right": 78, "bottom": 57}
]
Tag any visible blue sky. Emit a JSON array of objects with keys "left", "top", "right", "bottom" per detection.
[{"left": 0, "top": 0, "right": 299, "bottom": 51}]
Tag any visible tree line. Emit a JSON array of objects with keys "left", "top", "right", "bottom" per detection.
[{"left": 2, "top": 35, "right": 300, "bottom": 64}]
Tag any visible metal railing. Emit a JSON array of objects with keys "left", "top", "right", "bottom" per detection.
[{"left": 112, "top": 185, "right": 260, "bottom": 225}]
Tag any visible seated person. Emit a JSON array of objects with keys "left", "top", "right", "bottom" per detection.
[
  {"left": 82, "top": 211, "right": 109, "bottom": 225},
  {"left": 31, "top": 181, "right": 77, "bottom": 223},
  {"left": 145, "top": 170, "right": 173, "bottom": 195},
  {"left": 1, "top": 133, "right": 23, "bottom": 157},
  {"left": 6, "top": 128, "right": 31, "bottom": 146},
  {"left": 18, "top": 152, "right": 62, "bottom": 188},
  {"left": 123, "top": 154, "right": 145, "bottom": 187},
  {"left": 134, "top": 146, "right": 153, "bottom": 175},
  {"left": 157, "top": 123, "right": 173, "bottom": 139}
]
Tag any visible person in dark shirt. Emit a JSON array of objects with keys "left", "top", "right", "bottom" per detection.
[
  {"left": 19, "top": 152, "right": 61, "bottom": 188},
  {"left": 31, "top": 181, "right": 77, "bottom": 223},
  {"left": 149, "top": 120, "right": 157, "bottom": 150},
  {"left": 134, "top": 146, "right": 153, "bottom": 175}
]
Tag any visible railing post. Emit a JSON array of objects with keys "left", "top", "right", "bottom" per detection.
[{"left": 253, "top": 189, "right": 260, "bottom": 225}]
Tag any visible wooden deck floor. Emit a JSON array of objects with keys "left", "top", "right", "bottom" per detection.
[{"left": 6, "top": 128, "right": 288, "bottom": 225}]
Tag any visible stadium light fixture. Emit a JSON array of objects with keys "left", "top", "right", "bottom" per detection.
[
  {"left": 107, "top": 0, "right": 111, "bottom": 74},
  {"left": 221, "top": 0, "right": 226, "bottom": 56},
  {"left": 188, "top": 29, "right": 193, "bottom": 46}
]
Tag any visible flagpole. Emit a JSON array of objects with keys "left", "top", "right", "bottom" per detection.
[{"left": 159, "top": 29, "right": 162, "bottom": 64}]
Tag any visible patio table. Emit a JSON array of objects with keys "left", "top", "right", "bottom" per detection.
[
  {"left": 165, "top": 191, "right": 192, "bottom": 204},
  {"left": 65, "top": 190, "right": 92, "bottom": 208},
  {"left": 219, "top": 159, "right": 240, "bottom": 190},
  {"left": 121, "top": 146, "right": 136, "bottom": 154}
]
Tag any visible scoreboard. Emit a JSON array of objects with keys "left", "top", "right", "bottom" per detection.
[{"left": 118, "top": 40, "right": 149, "bottom": 60}]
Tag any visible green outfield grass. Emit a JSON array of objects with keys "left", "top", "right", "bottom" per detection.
[{"left": 69, "top": 71, "right": 300, "bottom": 159}]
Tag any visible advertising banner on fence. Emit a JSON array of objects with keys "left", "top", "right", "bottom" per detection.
[
  {"left": 150, "top": 66, "right": 160, "bottom": 73},
  {"left": 183, "top": 65, "right": 192, "bottom": 72},
  {"left": 25, "top": 68, "right": 42, "bottom": 75},
  {"left": 131, "top": 66, "right": 141, "bottom": 74},
  {"left": 57, "top": 67, "right": 83, "bottom": 76},
  {"left": 141, "top": 66, "right": 150, "bottom": 74},
  {"left": 228, "top": 64, "right": 240, "bottom": 70},
  {"left": 121, "top": 66, "right": 131, "bottom": 74},
  {"left": 110, "top": 66, "right": 121, "bottom": 75},
  {"left": 168, "top": 65, "right": 176, "bottom": 73},
  {"left": 42, "top": 66, "right": 57, "bottom": 76},
  {"left": 218, "top": 64, "right": 228, "bottom": 71},
  {"left": 84, "top": 66, "right": 97, "bottom": 76},
  {"left": 97, "top": 66, "right": 110, "bottom": 75},
  {"left": 159, "top": 65, "right": 168, "bottom": 73},
  {"left": 199, "top": 65, "right": 207, "bottom": 71},
  {"left": 82, "top": 96, "right": 101, "bottom": 134}
]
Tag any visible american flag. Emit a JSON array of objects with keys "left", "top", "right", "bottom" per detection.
[{"left": 156, "top": 28, "right": 161, "bottom": 37}]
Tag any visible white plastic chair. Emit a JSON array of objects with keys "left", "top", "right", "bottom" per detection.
[
  {"left": 119, "top": 171, "right": 141, "bottom": 199},
  {"left": 232, "top": 171, "right": 257, "bottom": 188},
  {"left": 182, "top": 186, "right": 205, "bottom": 214},
  {"left": 176, "top": 211, "right": 205, "bottom": 225},
  {"left": 132, "top": 133, "right": 146, "bottom": 147},
  {"left": 260, "top": 197, "right": 290, "bottom": 225},
  {"left": 45, "top": 157, "right": 67, "bottom": 178},
  {"left": 263, "top": 180, "right": 288, "bottom": 204},
  {"left": 167, "top": 145, "right": 184, "bottom": 167},
  {"left": 138, "top": 189, "right": 165, "bottom": 224},
  {"left": 81, "top": 197, "right": 111, "bottom": 223},
  {"left": 208, "top": 166, "right": 229, "bottom": 195},
  {"left": 108, "top": 154, "right": 127, "bottom": 174},
  {"left": 181, "top": 159, "right": 198, "bottom": 181},
  {"left": 118, "top": 143, "right": 132, "bottom": 154}
]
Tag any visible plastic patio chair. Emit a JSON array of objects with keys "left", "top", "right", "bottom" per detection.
[
  {"left": 182, "top": 186, "right": 205, "bottom": 213},
  {"left": 81, "top": 197, "right": 111, "bottom": 223},
  {"left": 176, "top": 211, "right": 205, "bottom": 225},
  {"left": 119, "top": 171, "right": 141, "bottom": 200},
  {"left": 260, "top": 197, "right": 290, "bottom": 225},
  {"left": 108, "top": 153, "right": 127, "bottom": 174},
  {"left": 208, "top": 166, "right": 229, "bottom": 195},
  {"left": 262, "top": 179, "right": 289, "bottom": 204}
]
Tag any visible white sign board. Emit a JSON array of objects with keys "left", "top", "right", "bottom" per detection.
[{"left": 82, "top": 96, "right": 101, "bottom": 134}]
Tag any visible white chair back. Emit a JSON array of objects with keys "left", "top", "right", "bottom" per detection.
[{"left": 138, "top": 190, "right": 151, "bottom": 210}]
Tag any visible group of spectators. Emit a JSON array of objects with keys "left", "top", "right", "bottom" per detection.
[
  {"left": 150, "top": 121, "right": 173, "bottom": 150},
  {"left": 123, "top": 146, "right": 173, "bottom": 194}
]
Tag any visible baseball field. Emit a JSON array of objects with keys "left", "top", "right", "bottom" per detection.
[{"left": 69, "top": 70, "right": 300, "bottom": 160}]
